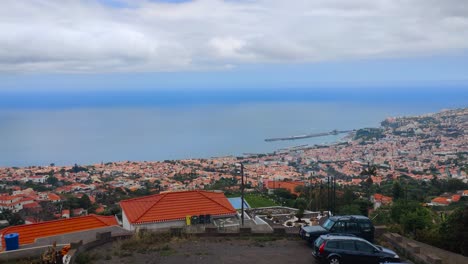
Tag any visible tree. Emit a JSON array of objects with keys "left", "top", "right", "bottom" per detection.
[
  {"left": 46, "top": 176, "right": 59, "bottom": 186},
  {"left": 295, "top": 208, "right": 305, "bottom": 222},
  {"left": 400, "top": 207, "right": 432, "bottom": 235},
  {"left": 438, "top": 206, "right": 468, "bottom": 255},
  {"left": 0, "top": 209, "right": 24, "bottom": 226},
  {"left": 294, "top": 185, "right": 304, "bottom": 194},
  {"left": 273, "top": 188, "right": 296, "bottom": 200},
  {"left": 79, "top": 194, "right": 92, "bottom": 209},
  {"left": 338, "top": 204, "right": 361, "bottom": 215},
  {"left": 294, "top": 198, "right": 307, "bottom": 210},
  {"left": 360, "top": 162, "right": 378, "bottom": 178},
  {"left": 392, "top": 181, "right": 402, "bottom": 200}
]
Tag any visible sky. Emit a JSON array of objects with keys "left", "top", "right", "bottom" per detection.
[{"left": 0, "top": 0, "right": 468, "bottom": 94}]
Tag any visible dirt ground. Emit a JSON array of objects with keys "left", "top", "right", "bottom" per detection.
[{"left": 86, "top": 236, "right": 318, "bottom": 264}]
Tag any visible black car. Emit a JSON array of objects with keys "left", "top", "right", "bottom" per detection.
[
  {"left": 300, "top": 215, "right": 374, "bottom": 242},
  {"left": 312, "top": 234, "right": 400, "bottom": 264}
]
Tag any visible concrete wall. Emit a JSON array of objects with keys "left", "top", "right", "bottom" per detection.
[
  {"left": 382, "top": 233, "right": 468, "bottom": 264},
  {"left": 0, "top": 227, "right": 132, "bottom": 263},
  {"left": 0, "top": 244, "right": 68, "bottom": 263},
  {"left": 31, "top": 226, "right": 131, "bottom": 248}
]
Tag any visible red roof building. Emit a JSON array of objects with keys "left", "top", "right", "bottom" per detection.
[
  {"left": 371, "top": 193, "right": 393, "bottom": 209},
  {"left": 264, "top": 180, "right": 305, "bottom": 195},
  {"left": 0, "top": 215, "right": 118, "bottom": 250},
  {"left": 120, "top": 190, "right": 236, "bottom": 231},
  {"left": 431, "top": 197, "right": 450, "bottom": 206}
]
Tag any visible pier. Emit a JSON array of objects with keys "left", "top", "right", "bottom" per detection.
[{"left": 265, "top": 129, "right": 354, "bottom": 142}]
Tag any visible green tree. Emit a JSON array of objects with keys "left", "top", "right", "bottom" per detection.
[
  {"left": 392, "top": 181, "right": 402, "bottom": 200},
  {"left": 46, "top": 176, "right": 59, "bottom": 186},
  {"left": 0, "top": 209, "right": 24, "bottom": 226},
  {"left": 79, "top": 194, "right": 92, "bottom": 209},
  {"left": 338, "top": 204, "right": 361, "bottom": 215},
  {"left": 438, "top": 206, "right": 468, "bottom": 255},
  {"left": 294, "top": 198, "right": 307, "bottom": 210},
  {"left": 400, "top": 207, "right": 432, "bottom": 235}
]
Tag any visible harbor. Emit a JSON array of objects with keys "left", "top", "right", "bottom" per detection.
[{"left": 265, "top": 129, "right": 354, "bottom": 142}]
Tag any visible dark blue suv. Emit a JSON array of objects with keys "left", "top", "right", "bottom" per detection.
[
  {"left": 312, "top": 234, "right": 400, "bottom": 264},
  {"left": 300, "top": 215, "right": 375, "bottom": 243}
]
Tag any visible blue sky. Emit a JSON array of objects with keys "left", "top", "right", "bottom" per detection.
[{"left": 0, "top": 0, "right": 468, "bottom": 97}]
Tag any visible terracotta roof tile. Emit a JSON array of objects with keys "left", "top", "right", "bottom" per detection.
[
  {"left": 120, "top": 190, "right": 236, "bottom": 224},
  {"left": 265, "top": 181, "right": 304, "bottom": 195},
  {"left": 0, "top": 214, "right": 118, "bottom": 249}
]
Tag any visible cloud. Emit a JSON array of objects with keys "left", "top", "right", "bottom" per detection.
[{"left": 0, "top": 0, "right": 467, "bottom": 73}]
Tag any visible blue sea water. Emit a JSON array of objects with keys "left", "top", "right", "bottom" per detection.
[{"left": 0, "top": 92, "right": 465, "bottom": 167}]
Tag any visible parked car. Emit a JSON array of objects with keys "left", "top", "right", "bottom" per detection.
[
  {"left": 300, "top": 215, "right": 375, "bottom": 243},
  {"left": 312, "top": 234, "right": 400, "bottom": 264}
]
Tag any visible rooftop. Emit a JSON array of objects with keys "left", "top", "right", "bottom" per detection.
[
  {"left": 0, "top": 214, "right": 118, "bottom": 249},
  {"left": 120, "top": 190, "right": 236, "bottom": 224}
]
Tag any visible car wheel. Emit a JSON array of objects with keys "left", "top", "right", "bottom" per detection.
[{"left": 328, "top": 256, "right": 340, "bottom": 264}]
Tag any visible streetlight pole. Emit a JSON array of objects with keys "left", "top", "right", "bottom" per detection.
[{"left": 240, "top": 163, "right": 245, "bottom": 226}]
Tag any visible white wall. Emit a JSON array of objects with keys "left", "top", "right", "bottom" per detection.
[{"left": 122, "top": 210, "right": 134, "bottom": 231}]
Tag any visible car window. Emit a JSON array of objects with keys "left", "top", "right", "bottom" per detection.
[
  {"left": 322, "top": 219, "right": 335, "bottom": 230},
  {"left": 332, "top": 221, "right": 346, "bottom": 232},
  {"left": 347, "top": 222, "right": 359, "bottom": 232},
  {"left": 355, "top": 241, "right": 375, "bottom": 253},
  {"left": 338, "top": 240, "right": 355, "bottom": 251},
  {"left": 315, "top": 237, "right": 324, "bottom": 247},
  {"left": 326, "top": 241, "right": 339, "bottom": 249},
  {"left": 359, "top": 222, "right": 372, "bottom": 232}
]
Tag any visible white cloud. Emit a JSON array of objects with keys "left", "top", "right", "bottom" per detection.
[{"left": 0, "top": 0, "right": 467, "bottom": 73}]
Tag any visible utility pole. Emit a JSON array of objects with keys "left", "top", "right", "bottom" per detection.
[
  {"left": 236, "top": 163, "right": 245, "bottom": 226},
  {"left": 240, "top": 163, "right": 245, "bottom": 226},
  {"left": 327, "top": 176, "right": 331, "bottom": 213},
  {"left": 333, "top": 176, "right": 336, "bottom": 215}
]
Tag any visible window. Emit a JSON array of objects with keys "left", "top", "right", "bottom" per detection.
[
  {"left": 322, "top": 219, "right": 335, "bottom": 231},
  {"left": 347, "top": 222, "right": 359, "bottom": 232},
  {"left": 326, "top": 241, "right": 339, "bottom": 249},
  {"left": 355, "top": 241, "right": 375, "bottom": 253},
  {"left": 332, "top": 221, "right": 346, "bottom": 232},
  {"left": 339, "top": 240, "right": 355, "bottom": 251},
  {"left": 314, "top": 237, "right": 324, "bottom": 247},
  {"left": 359, "top": 222, "right": 372, "bottom": 232}
]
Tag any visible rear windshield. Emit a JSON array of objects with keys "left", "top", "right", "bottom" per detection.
[
  {"left": 314, "top": 237, "right": 324, "bottom": 247},
  {"left": 322, "top": 219, "right": 335, "bottom": 231}
]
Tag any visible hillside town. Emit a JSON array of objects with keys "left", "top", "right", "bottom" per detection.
[{"left": 0, "top": 108, "right": 466, "bottom": 224}]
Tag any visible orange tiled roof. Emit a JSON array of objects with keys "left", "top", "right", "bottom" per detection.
[
  {"left": 265, "top": 181, "right": 304, "bottom": 195},
  {"left": 120, "top": 190, "right": 236, "bottom": 224},
  {"left": 373, "top": 193, "right": 393, "bottom": 203},
  {"left": 0, "top": 214, "right": 117, "bottom": 249},
  {"left": 431, "top": 197, "right": 450, "bottom": 205},
  {"left": 48, "top": 193, "right": 61, "bottom": 201},
  {"left": 451, "top": 195, "right": 461, "bottom": 202}
]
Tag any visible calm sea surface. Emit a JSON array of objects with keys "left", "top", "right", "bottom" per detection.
[{"left": 0, "top": 101, "right": 463, "bottom": 167}]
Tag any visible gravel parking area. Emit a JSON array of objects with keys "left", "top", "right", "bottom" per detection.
[{"left": 88, "top": 236, "right": 318, "bottom": 264}]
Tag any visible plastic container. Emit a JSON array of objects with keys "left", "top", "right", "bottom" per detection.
[{"left": 4, "top": 233, "right": 19, "bottom": 251}]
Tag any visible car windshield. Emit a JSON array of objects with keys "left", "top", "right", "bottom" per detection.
[{"left": 322, "top": 219, "right": 335, "bottom": 231}]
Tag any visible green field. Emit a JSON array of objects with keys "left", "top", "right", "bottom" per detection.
[{"left": 245, "top": 193, "right": 279, "bottom": 208}]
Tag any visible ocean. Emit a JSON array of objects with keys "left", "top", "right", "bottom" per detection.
[{"left": 0, "top": 99, "right": 464, "bottom": 167}]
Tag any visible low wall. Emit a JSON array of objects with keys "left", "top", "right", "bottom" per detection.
[
  {"left": 68, "top": 231, "right": 132, "bottom": 264},
  {"left": 382, "top": 233, "right": 468, "bottom": 264},
  {"left": 0, "top": 243, "right": 68, "bottom": 263}
]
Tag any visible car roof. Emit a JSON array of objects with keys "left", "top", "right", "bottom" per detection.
[
  {"left": 328, "top": 215, "right": 371, "bottom": 221},
  {"left": 319, "top": 234, "right": 369, "bottom": 242}
]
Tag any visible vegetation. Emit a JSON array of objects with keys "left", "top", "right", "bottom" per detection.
[
  {"left": 244, "top": 193, "right": 278, "bottom": 208},
  {"left": 354, "top": 128, "right": 384, "bottom": 141}
]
